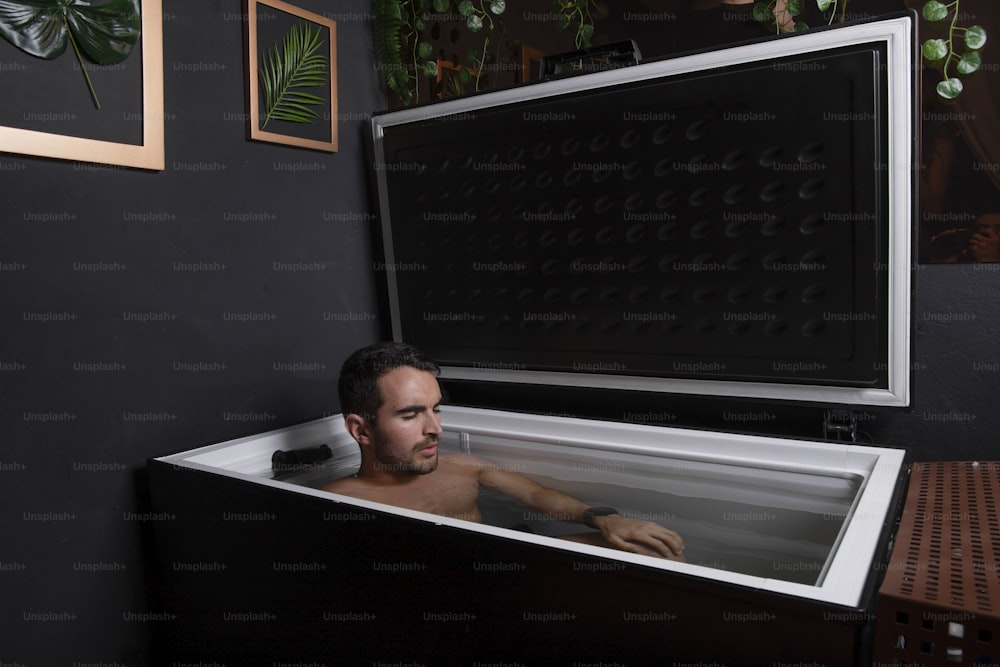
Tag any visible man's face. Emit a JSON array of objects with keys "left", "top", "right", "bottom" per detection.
[{"left": 367, "top": 366, "right": 443, "bottom": 475}]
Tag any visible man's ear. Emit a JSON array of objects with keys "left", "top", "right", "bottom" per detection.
[{"left": 344, "top": 413, "right": 373, "bottom": 447}]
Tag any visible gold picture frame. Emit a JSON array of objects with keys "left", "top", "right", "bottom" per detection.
[
  {"left": 520, "top": 45, "right": 546, "bottom": 84},
  {"left": 246, "top": 0, "right": 338, "bottom": 152},
  {"left": 0, "top": 0, "right": 164, "bottom": 170}
]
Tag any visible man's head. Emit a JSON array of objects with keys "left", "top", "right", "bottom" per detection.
[
  {"left": 338, "top": 342, "right": 442, "bottom": 476},
  {"left": 338, "top": 341, "right": 440, "bottom": 423}
]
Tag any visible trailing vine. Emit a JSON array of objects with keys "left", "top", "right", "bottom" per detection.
[
  {"left": 457, "top": 0, "right": 506, "bottom": 93},
  {"left": 817, "top": 0, "right": 848, "bottom": 25},
  {"left": 752, "top": 0, "right": 987, "bottom": 100},
  {"left": 373, "top": 0, "right": 413, "bottom": 104},
  {"left": 920, "top": 0, "right": 987, "bottom": 100},
  {"left": 556, "top": 0, "right": 606, "bottom": 48},
  {"left": 752, "top": 0, "right": 807, "bottom": 33},
  {"left": 372, "top": 0, "right": 506, "bottom": 106},
  {"left": 372, "top": 0, "right": 606, "bottom": 106}
]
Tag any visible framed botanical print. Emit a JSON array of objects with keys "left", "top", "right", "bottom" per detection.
[
  {"left": 246, "top": 0, "right": 338, "bottom": 152},
  {"left": 0, "top": 0, "right": 165, "bottom": 170}
]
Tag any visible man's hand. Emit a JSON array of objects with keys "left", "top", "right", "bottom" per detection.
[
  {"left": 594, "top": 515, "right": 685, "bottom": 561},
  {"left": 970, "top": 225, "right": 1000, "bottom": 262},
  {"left": 474, "top": 458, "right": 686, "bottom": 561}
]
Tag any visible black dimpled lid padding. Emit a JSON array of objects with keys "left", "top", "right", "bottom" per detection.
[{"left": 378, "top": 46, "right": 892, "bottom": 390}]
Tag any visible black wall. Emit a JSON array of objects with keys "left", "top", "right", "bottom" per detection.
[
  {"left": 2, "top": 1, "right": 382, "bottom": 663},
  {"left": 2, "top": 1, "right": 999, "bottom": 665}
]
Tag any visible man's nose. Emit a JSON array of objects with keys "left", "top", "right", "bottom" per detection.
[{"left": 425, "top": 411, "right": 442, "bottom": 434}]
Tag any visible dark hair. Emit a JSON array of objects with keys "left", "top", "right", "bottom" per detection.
[{"left": 337, "top": 342, "right": 439, "bottom": 422}]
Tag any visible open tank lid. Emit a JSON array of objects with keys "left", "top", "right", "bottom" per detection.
[{"left": 369, "top": 15, "right": 916, "bottom": 408}]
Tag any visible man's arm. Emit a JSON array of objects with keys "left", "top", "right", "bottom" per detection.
[{"left": 470, "top": 456, "right": 685, "bottom": 559}]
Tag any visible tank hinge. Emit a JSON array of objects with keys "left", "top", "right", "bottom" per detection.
[
  {"left": 823, "top": 410, "right": 858, "bottom": 442},
  {"left": 539, "top": 40, "right": 641, "bottom": 81}
]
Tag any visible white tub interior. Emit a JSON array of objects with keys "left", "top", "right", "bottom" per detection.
[{"left": 160, "top": 405, "right": 905, "bottom": 607}]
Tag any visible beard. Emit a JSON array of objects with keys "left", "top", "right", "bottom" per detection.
[{"left": 372, "top": 435, "right": 440, "bottom": 475}]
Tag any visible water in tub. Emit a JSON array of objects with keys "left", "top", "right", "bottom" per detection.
[
  {"left": 301, "top": 431, "right": 860, "bottom": 586},
  {"left": 446, "top": 433, "right": 860, "bottom": 586}
]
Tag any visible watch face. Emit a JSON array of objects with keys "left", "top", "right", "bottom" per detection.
[
  {"left": 588, "top": 507, "right": 618, "bottom": 516},
  {"left": 583, "top": 506, "right": 619, "bottom": 528}
]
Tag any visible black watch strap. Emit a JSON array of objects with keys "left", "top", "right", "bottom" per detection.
[{"left": 583, "top": 506, "right": 619, "bottom": 528}]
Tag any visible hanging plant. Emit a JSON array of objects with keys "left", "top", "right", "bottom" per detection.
[
  {"left": 752, "top": 0, "right": 809, "bottom": 33},
  {"left": 458, "top": 0, "right": 504, "bottom": 93},
  {"left": 555, "top": 0, "right": 607, "bottom": 49},
  {"left": 816, "top": 0, "right": 845, "bottom": 25},
  {"left": 258, "top": 21, "right": 328, "bottom": 129},
  {"left": 373, "top": 0, "right": 507, "bottom": 106},
  {"left": 752, "top": 0, "right": 987, "bottom": 101},
  {"left": 0, "top": 0, "right": 142, "bottom": 109},
  {"left": 920, "top": 0, "right": 987, "bottom": 100},
  {"left": 373, "top": 0, "right": 416, "bottom": 106},
  {"left": 373, "top": 0, "right": 602, "bottom": 107},
  {"left": 373, "top": 0, "right": 438, "bottom": 106}
]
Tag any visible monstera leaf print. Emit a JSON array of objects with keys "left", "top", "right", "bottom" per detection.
[{"left": 0, "top": 0, "right": 142, "bottom": 108}]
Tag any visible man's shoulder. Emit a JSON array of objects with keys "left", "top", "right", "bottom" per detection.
[
  {"left": 321, "top": 474, "right": 366, "bottom": 495},
  {"left": 439, "top": 453, "right": 495, "bottom": 471}
]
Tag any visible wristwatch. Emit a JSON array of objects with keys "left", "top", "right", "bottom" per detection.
[{"left": 583, "top": 506, "right": 619, "bottom": 528}]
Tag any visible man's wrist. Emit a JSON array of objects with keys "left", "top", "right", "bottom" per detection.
[{"left": 582, "top": 506, "right": 619, "bottom": 528}]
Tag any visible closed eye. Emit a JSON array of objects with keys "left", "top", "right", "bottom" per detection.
[{"left": 395, "top": 402, "right": 441, "bottom": 420}]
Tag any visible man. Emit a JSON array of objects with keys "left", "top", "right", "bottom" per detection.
[
  {"left": 322, "top": 341, "right": 685, "bottom": 560},
  {"left": 969, "top": 213, "right": 1000, "bottom": 262}
]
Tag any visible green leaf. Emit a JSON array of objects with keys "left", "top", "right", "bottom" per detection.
[
  {"left": 0, "top": 0, "right": 140, "bottom": 62},
  {"left": 816, "top": 0, "right": 834, "bottom": 11},
  {"left": 373, "top": 0, "right": 412, "bottom": 104},
  {"left": 467, "top": 14, "right": 483, "bottom": 31},
  {"left": 578, "top": 23, "right": 594, "bottom": 44},
  {"left": 260, "top": 21, "right": 328, "bottom": 129},
  {"left": 457, "top": 0, "right": 474, "bottom": 16},
  {"left": 490, "top": 0, "right": 506, "bottom": 14},
  {"left": 432, "top": 0, "right": 450, "bottom": 12},
  {"left": 418, "top": 41, "right": 433, "bottom": 59},
  {"left": 786, "top": 0, "right": 804, "bottom": 16},
  {"left": 422, "top": 60, "right": 438, "bottom": 77},
  {"left": 752, "top": 1, "right": 775, "bottom": 23},
  {"left": 0, "top": 0, "right": 140, "bottom": 108},
  {"left": 936, "top": 77, "right": 963, "bottom": 99},
  {"left": 922, "top": 0, "right": 949, "bottom": 22},
  {"left": 794, "top": 20, "right": 810, "bottom": 31},
  {"left": 957, "top": 49, "right": 982, "bottom": 74},
  {"left": 965, "top": 25, "right": 987, "bottom": 50},
  {"left": 922, "top": 38, "right": 948, "bottom": 61},
  {"left": 387, "top": 0, "right": 404, "bottom": 22}
]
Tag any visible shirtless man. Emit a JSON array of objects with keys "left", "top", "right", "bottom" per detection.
[{"left": 322, "top": 342, "right": 685, "bottom": 560}]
